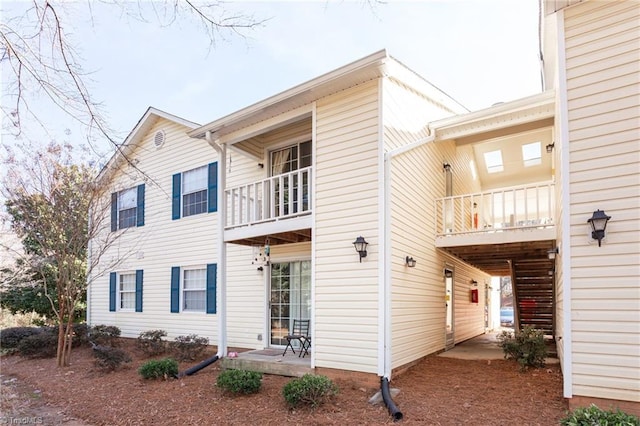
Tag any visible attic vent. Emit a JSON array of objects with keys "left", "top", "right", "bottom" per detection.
[{"left": 154, "top": 130, "right": 165, "bottom": 148}]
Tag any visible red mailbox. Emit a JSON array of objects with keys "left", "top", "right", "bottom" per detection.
[{"left": 470, "top": 289, "right": 479, "bottom": 304}]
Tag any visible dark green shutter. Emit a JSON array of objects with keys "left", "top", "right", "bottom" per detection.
[
  {"left": 172, "top": 173, "right": 181, "bottom": 220},
  {"left": 109, "top": 272, "right": 116, "bottom": 312},
  {"left": 171, "top": 266, "right": 180, "bottom": 313},
  {"left": 208, "top": 162, "right": 218, "bottom": 213},
  {"left": 136, "top": 184, "right": 145, "bottom": 227},
  {"left": 206, "top": 263, "right": 217, "bottom": 314},
  {"left": 111, "top": 193, "right": 118, "bottom": 231},
  {"left": 135, "top": 269, "right": 143, "bottom": 312}
]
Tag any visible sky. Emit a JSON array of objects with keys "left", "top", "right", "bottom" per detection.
[{"left": 1, "top": 0, "right": 542, "bottom": 158}]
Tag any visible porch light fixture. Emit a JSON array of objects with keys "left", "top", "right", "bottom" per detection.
[
  {"left": 547, "top": 247, "right": 559, "bottom": 260},
  {"left": 470, "top": 279, "right": 478, "bottom": 286},
  {"left": 443, "top": 163, "right": 451, "bottom": 172},
  {"left": 546, "top": 143, "right": 555, "bottom": 153},
  {"left": 353, "top": 236, "right": 369, "bottom": 262},
  {"left": 405, "top": 256, "right": 417, "bottom": 268},
  {"left": 588, "top": 209, "right": 611, "bottom": 247}
]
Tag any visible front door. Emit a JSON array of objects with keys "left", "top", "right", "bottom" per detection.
[
  {"left": 269, "top": 260, "right": 311, "bottom": 347},
  {"left": 445, "top": 268, "right": 455, "bottom": 350}
]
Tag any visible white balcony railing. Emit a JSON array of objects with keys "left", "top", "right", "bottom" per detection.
[
  {"left": 225, "top": 166, "right": 312, "bottom": 229},
  {"left": 435, "top": 181, "right": 555, "bottom": 236}
]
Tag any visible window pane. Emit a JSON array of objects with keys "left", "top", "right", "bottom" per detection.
[
  {"left": 120, "top": 274, "right": 135, "bottom": 291},
  {"left": 119, "top": 274, "right": 135, "bottom": 310},
  {"left": 118, "top": 187, "right": 137, "bottom": 209},
  {"left": 183, "top": 290, "right": 205, "bottom": 311},
  {"left": 183, "top": 269, "right": 205, "bottom": 289},
  {"left": 118, "top": 207, "right": 137, "bottom": 229},
  {"left": 182, "top": 166, "right": 207, "bottom": 194},
  {"left": 183, "top": 190, "right": 207, "bottom": 216},
  {"left": 484, "top": 150, "right": 504, "bottom": 174},
  {"left": 300, "top": 141, "right": 312, "bottom": 168},
  {"left": 121, "top": 292, "right": 135, "bottom": 310},
  {"left": 522, "top": 142, "right": 541, "bottom": 167}
]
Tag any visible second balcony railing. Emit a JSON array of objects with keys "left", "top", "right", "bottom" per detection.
[{"left": 225, "top": 167, "right": 312, "bottom": 229}]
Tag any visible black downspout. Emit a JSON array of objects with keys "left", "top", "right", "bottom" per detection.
[
  {"left": 381, "top": 377, "right": 403, "bottom": 421},
  {"left": 176, "top": 355, "right": 220, "bottom": 378}
]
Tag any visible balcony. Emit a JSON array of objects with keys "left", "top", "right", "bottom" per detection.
[
  {"left": 435, "top": 181, "right": 556, "bottom": 248},
  {"left": 224, "top": 167, "right": 312, "bottom": 245}
]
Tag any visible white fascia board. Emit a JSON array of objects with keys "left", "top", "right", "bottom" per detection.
[{"left": 431, "top": 90, "right": 556, "bottom": 141}]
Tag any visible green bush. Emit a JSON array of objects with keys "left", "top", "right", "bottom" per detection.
[
  {"left": 93, "top": 345, "right": 132, "bottom": 371},
  {"left": 137, "top": 329, "right": 167, "bottom": 357},
  {"left": 72, "top": 323, "right": 91, "bottom": 348},
  {"left": 90, "top": 325, "right": 121, "bottom": 346},
  {"left": 497, "top": 325, "right": 547, "bottom": 370},
  {"left": 0, "top": 327, "right": 42, "bottom": 349},
  {"left": 560, "top": 404, "right": 639, "bottom": 426},
  {"left": 216, "top": 369, "right": 263, "bottom": 395},
  {"left": 282, "top": 374, "right": 338, "bottom": 408},
  {"left": 138, "top": 357, "right": 178, "bottom": 380},
  {"left": 17, "top": 331, "right": 57, "bottom": 358},
  {"left": 169, "top": 334, "right": 209, "bottom": 361}
]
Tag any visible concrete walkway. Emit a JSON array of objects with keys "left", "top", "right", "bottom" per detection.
[{"left": 438, "top": 332, "right": 505, "bottom": 360}]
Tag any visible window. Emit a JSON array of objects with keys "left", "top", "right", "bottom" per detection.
[
  {"left": 182, "top": 268, "right": 206, "bottom": 311},
  {"left": 119, "top": 273, "right": 136, "bottom": 310},
  {"left": 109, "top": 270, "right": 143, "bottom": 312},
  {"left": 522, "top": 142, "right": 542, "bottom": 167},
  {"left": 172, "top": 163, "right": 217, "bottom": 220},
  {"left": 170, "top": 264, "right": 217, "bottom": 314},
  {"left": 484, "top": 150, "right": 504, "bottom": 174},
  {"left": 270, "top": 140, "right": 311, "bottom": 176},
  {"left": 270, "top": 141, "right": 311, "bottom": 215},
  {"left": 111, "top": 185, "right": 145, "bottom": 231}
]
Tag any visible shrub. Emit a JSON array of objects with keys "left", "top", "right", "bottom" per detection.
[
  {"left": 72, "top": 323, "right": 91, "bottom": 347},
  {"left": 17, "top": 332, "right": 57, "bottom": 358},
  {"left": 497, "top": 325, "right": 547, "bottom": 370},
  {"left": 137, "top": 329, "right": 167, "bottom": 357},
  {"left": 93, "top": 345, "right": 132, "bottom": 371},
  {"left": 282, "top": 374, "right": 338, "bottom": 408},
  {"left": 138, "top": 358, "right": 178, "bottom": 380},
  {"left": 0, "top": 327, "right": 42, "bottom": 349},
  {"left": 169, "top": 334, "right": 209, "bottom": 361},
  {"left": 89, "top": 325, "right": 121, "bottom": 346},
  {"left": 560, "top": 404, "right": 639, "bottom": 426},
  {"left": 216, "top": 369, "right": 263, "bottom": 395}
]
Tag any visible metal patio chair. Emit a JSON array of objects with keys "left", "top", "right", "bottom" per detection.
[{"left": 282, "top": 319, "right": 311, "bottom": 358}]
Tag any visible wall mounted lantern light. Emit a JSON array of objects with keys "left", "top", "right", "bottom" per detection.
[
  {"left": 547, "top": 247, "right": 559, "bottom": 260},
  {"left": 353, "top": 236, "right": 369, "bottom": 262},
  {"left": 405, "top": 256, "right": 417, "bottom": 267},
  {"left": 470, "top": 279, "right": 478, "bottom": 286},
  {"left": 588, "top": 209, "right": 611, "bottom": 247},
  {"left": 443, "top": 163, "right": 452, "bottom": 172},
  {"left": 546, "top": 143, "right": 555, "bottom": 153}
]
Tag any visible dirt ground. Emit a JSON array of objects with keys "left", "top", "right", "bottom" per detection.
[{"left": 1, "top": 339, "right": 567, "bottom": 425}]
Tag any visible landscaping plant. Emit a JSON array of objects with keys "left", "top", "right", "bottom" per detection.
[
  {"left": 137, "top": 329, "right": 167, "bottom": 356},
  {"left": 89, "top": 325, "right": 121, "bottom": 346},
  {"left": 138, "top": 358, "right": 178, "bottom": 380},
  {"left": 92, "top": 345, "right": 132, "bottom": 372},
  {"left": 282, "top": 374, "right": 338, "bottom": 408},
  {"left": 169, "top": 334, "right": 209, "bottom": 361},
  {"left": 497, "top": 325, "right": 547, "bottom": 370},
  {"left": 0, "top": 326, "right": 43, "bottom": 350},
  {"left": 560, "top": 404, "right": 639, "bottom": 426},
  {"left": 17, "top": 330, "right": 58, "bottom": 358},
  {"left": 216, "top": 369, "right": 263, "bottom": 395}
]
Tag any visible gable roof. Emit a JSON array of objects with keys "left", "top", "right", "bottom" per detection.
[
  {"left": 97, "top": 107, "right": 200, "bottom": 183},
  {"left": 188, "top": 49, "right": 468, "bottom": 141}
]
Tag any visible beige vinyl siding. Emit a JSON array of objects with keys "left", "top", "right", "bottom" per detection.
[
  {"left": 314, "top": 80, "right": 380, "bottom": 374},
  {"left": 564, "top": 0, "right": 640, "bottom": 402},
  {"left": 90, "top": 118, "right": 220, "bottom": 341},
  {"left": 384, "top": 78, "right": 487, "bottom": 369}
]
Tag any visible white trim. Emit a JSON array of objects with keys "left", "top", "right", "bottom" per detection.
[
  {"left": 224, "top": 215, "right": 313, "bottom": 242},
  {"left": 556, "top": 9, "right": 573, "bottom": 399},
  {"left": 310, "top": 101, "right": 317, "bottom": 369},
  {"left": 377, "top": 77, "right": 387, "bottom": 377}
]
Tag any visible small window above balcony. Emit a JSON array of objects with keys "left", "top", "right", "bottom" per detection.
[
  {"left": 484, "top": 150, "right": 504, "bottom": 174},
  {"left": 522, "top": 142, "right": 542, "bottom": 167}
]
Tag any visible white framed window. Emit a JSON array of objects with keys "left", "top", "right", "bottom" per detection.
[
  {"left": 484, "top": 150, "right": 504, "bottom": 174},
  {"left": 182, "top": 268, "right": 206, "bottom": 312},
  {"left": 522, "top": 142, "right": 542, "bottom": 167},
  {"left": 270, "top": 140, "right": 312, "bottom": 176},
  {"left": 117, "top": 187, "right": 138, "bottom": 229},
  {"left": 182, "top": 166, "right": 208, "bottom": 217},
  {"left": 119, "top": 273, "right": 136, "bottom": 310}
]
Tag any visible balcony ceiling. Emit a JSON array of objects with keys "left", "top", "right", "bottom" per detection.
[{"left": 439, "top": 240, "right": 556, "bottom": 276}]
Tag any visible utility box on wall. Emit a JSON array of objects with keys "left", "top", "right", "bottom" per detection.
[{"left": 470, "top": 289, "right": 479, "bottom": 304}]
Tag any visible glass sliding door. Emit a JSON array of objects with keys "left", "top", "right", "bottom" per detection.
[{"left": 270, "top": 260, "right": 311, "bottom": 347}]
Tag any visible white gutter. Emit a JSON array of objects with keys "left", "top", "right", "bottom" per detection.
[
  {"left": 206, "top": 131, "right": 228, "bottom": 358},
  {"left": 556, "top": 10, "right": 573, "bottom": 399},
  {"left": 380, "top": 126, "right": 437, "bottom": 379}
]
